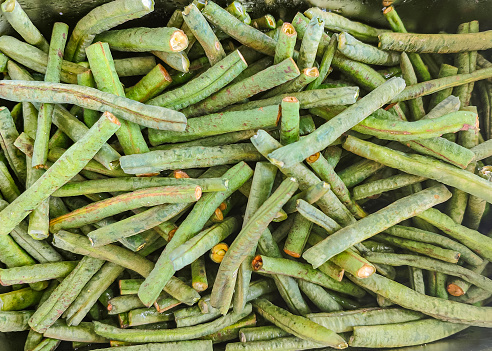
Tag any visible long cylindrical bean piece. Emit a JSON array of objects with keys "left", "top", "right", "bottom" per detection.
[
  {"left": 375, "top": 234, "right": 461, "bottom": 263},
  {"left": 349, "top": 273, "right": 492, "bottom": 326},
  {"left": 93, "top": 305, "right": 253, "bottom": 343},
  {"left": 183, "top": 4, "right": 225, "bottom": 65},
  {"left": 303, "top": 185, "right": 451, "bottom": 268},
  {"left": 148, "top": 105, "right": 279, "bottom": 145},
  {"left": 211, "top": 178, "right": 299, "bottom": 313},
  {"left": 343, "top": 136, "right": 492, "bottom": 203},
  {"left": 181, "top": 58, "right": 300, "bottom": 117},
  {"left": 120, "top": 144, "right": 262, "bottom": 175},
  {"left": 139, "top": 163, "right": 253, "bottom": 307},
  {"left": 308, "top": 307, "right": 424, "bottom": 333},
  {"left": 252, "top": 255, "right": 365, "bottom": 298},
  {"left": 353, "top": 173, "right": 426, "bottom": 200},
  {"left": 64, "top": 0, "right": 154, "bottom": 62},
  {"left": 32, "top": 22, "right": 69, "bottom": 168},
  {"left": 305, "top": 7, "right": 386, "bottom": 43},
  {"left": 297, "top": 16, "right": 324, "bottom": 70},
  {"left": 95, "top": 27, "right": 187, "bottom": 53},
  {"left": 49, "top": 185, "right": 201, "bottom": 231},
  {"left": 267, "top": 77, "right": 406, "bottom": 168},
  {"left": 1, "top": 0, "right": 49, "bottom": 52},
  {"left": 202, "top": 1, "right": 275, "bottom": 56},
  {"left": 416, "top": 208, "right": 492, "bottom": 262},
  {"left": 0, "top": 112, "right": 120, "bottom": 236},
  {"left": 384, "top": 225, "right": 482, "bottom": 266},
  {"left": 349, "top": 319, "right": 468, "bottom": 348},
  {"left": 379, "top": 30, "right": 492, "bottom": 53},
  {"left": 338, "top": 32, "right": 400, "bottom": 66},
  {"left": 274, "top": 23, "right": 297, "bottom": 64},
  {"left": 53, "top": 177, "right": 227, "bottom": 197},
  {"left": 0, "top": 261, "right": 78, "bottom": 286},
  {"left": 392, "top": 67, "right": 492, "bottom": 103},
  {"left": 251, "top": 298, "right": 347, "bottom": 349},
  {"left": 365, "top": 252, "right": 492, "bottom": 293}
]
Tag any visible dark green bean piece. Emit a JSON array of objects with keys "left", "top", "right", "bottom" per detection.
[
  {"left": 283, "top": 213, "right": 313, "bottom": 258},
  {"left": 0, "top": 287, "right": 42, "bottom": 311},
  {"left": 124, "top": 64, "right": 173, "bottom": 104}
]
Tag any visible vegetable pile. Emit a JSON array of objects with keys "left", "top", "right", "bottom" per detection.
[{"left": 0, "top": 0, "right": 491, "bottom": 350}]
